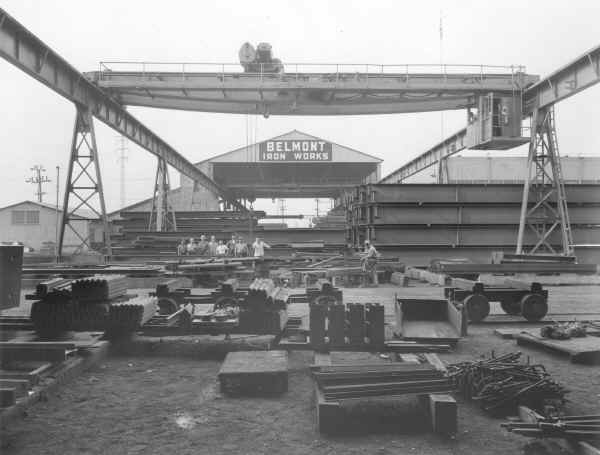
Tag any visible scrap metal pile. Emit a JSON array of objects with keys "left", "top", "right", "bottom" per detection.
[{"left": 448, "top": 352, "right": 568, "bottom": 415}]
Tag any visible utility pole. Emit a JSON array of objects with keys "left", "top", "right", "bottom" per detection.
[
  {"left": 116, "top": 135, "right": 128, "bottom": 208},
  {"left": 26, "top": 165, "right": 50, "bottom": 202}
]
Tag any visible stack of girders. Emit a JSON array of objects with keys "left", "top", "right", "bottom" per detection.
[{"left": 313, "top": 362, "right": 453, "bottom": 401}]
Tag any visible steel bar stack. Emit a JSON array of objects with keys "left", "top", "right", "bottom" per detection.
[
  {"left": 71, "top": 275, "right": 129, "bottom": 302},
  {"left": 107, "top": 296, "right": 158, "bottom": 333},
  {"left": 448, "top": 352, "right": 568, "bottom": 415},
  {"left": 313, "top": 362, "right": 453, "bottom": 401},
  {"left": 238, "top": 278, "right": 289, "bottom": 334}
]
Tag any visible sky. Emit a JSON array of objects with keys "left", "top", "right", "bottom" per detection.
[{"left": 1, "top": 0, "right": 599, "bottom": 225}]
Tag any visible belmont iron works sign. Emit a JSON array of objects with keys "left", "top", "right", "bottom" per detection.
[{"left": 259, "top": 140, "right": 333, "bottom": 161}]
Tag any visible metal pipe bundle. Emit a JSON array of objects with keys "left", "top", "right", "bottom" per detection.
[
  {"left": 448, "top": 352, "right": 568, "bottom": 415},
  {"left": 107, "top": 296, "right": 157, "bottom": 332},
  {"left": 71, "top": 275, "right": 129, "bottom": 302}
]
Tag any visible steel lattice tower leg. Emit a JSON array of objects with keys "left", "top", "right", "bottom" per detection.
[
  {"left": 59, "top": 107, "right": 112, "bottom": 258},
  {"left": 516, "top": 106, "right": 574, "bottom": 256},
  {"left": 149, "top": 157, "right": 177, "bottom": 232}
]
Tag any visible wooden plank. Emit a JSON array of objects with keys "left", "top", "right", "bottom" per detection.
[
  {"left": 398, "top": 354, "right": 420, "bottom": 364},
  {"left": 401, "top": 321, "right": 460, "bottom": 343},
  {"left": 516, "top": 332, "right": 600, "bottom": 364},
  {"left": 447, "top": 300, "right": 466, "bottom": 337},
  {"left": 578, "top": 441, "right": 600, "bottom": 455},
  {"left": 0, "top": 342, "right": 76, "bottom": 350},
  {"left": 424, "top": 353, "right": 447, "bottom": 373},
  {"left": 494, "top": 328, "right": 523, "bottom": 339},
  {"left": 0, "top": 379, "right": 29, "bottom": 397},
  {"left": 428, "top": 394, "right": 457, "bottom": 435},
  {"left": 0, "top": 347, "right": 67, "bottom": 364}
]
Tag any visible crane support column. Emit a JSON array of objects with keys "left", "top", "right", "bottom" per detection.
[
  {"left": 149, "top": 158, "right": 177, "bottom": 232},
  {"left": 516, "top": 106, "right": 573, "bottom": 255},
  {"left": 59, "top": 107, "right": 112, "bottom": 258}
]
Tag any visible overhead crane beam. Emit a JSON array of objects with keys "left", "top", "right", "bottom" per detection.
[
  {"left": 0, "top": 8, "right": 244, "bottom": 212},
  {"left": 86, "top": 67, "right": 538, "bottom": 116},
  {"left": 380, "top": 44, "right": 600, "bottom": 184}
]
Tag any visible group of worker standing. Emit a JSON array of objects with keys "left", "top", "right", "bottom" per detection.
[{"left": 177, "top": 234, "right": 270, "bottom": 258}]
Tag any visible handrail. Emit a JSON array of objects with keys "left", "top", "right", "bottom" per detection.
[{"left": 97, "top": 60, "right": 526, "bottom": 78}]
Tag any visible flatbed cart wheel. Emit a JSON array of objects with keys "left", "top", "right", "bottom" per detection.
[
  {"left": 500, "top": 299, "right": 521, "bottom": 315},
  {"left": 464, "top": 293, "right": 490, "bottom": 322},
  {"left": 520, "top": 293, "right": 548, "bottom": 321},
  {"left": 157, "top": 297, "right": 178, "bottom": 315}
]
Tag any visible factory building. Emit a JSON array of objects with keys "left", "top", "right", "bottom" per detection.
[{"left": 0, "top": 201, "right": 89, "bottom": 254}]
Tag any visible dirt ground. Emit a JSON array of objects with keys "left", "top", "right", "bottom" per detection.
[{"left": 1, "top": 283, "right": 599, "bottom": 455}]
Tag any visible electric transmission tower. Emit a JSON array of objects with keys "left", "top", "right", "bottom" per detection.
[{"left": 26, "top": 165, "right": 51, "bottom": 202}]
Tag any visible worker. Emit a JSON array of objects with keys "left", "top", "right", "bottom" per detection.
[
  {"left": 235, "top": 237, "right": 248, "bottom": 257},
  {"left": 362, "top": 240, "right": 379, "bottom": 286},
  {"left": 186, "top": 238, "right": 196, "bottom": 255},
  {"left": 226, "top": 234, "right": 237, "bottom": 256},
  {"left": 252, "top": 237, "right": 270, "bottom": 258},
  {"left": 177, "top": 239, "right": 187, "bottom": 257},
  {"left": 216, "top": 240, "right": 228, "bottom": 257},
  {"left": 208, "top": 235, "right": 218, "bottom": 257},
  {"left": 197, "top": 235, "right": 209, "bottom": 256}
]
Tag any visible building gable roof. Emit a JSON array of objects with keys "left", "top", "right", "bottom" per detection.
[
  {"left": 195, "top": 130, "right": 383, "bottom": 164},
  {"left": 0, "top": 200, "right": 87, "bottom": 219}
]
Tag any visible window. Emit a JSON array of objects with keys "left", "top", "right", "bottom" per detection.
[{"left": 11, "top": 210, "right": 40, "bottom": 225}]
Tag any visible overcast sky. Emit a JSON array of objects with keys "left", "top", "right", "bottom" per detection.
[{"left": 1, "top": 0, "right": 599, "bottom": 223}]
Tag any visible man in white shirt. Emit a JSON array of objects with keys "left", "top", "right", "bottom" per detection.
[
  {"left": 252, "top": 237, "right": 270, "bottom": 257},
  {"left": 361, "top": 240, "right": 379, "bottom": 286}
]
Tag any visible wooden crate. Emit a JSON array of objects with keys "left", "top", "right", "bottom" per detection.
[{"left": 218, "top": 350, "right": 288, "bottom": 396}]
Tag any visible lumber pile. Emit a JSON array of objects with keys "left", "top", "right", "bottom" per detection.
[{"left": 448, "top": 352, "right": 568, "bottom": 415}]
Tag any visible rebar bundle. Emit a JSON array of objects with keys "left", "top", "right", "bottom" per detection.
[
  {"left": 502, "top": 414, "right": 600, "bottom": 438},
  {"left": 448, "top": 352, "right": 568, "bottom": 415},
  {"left": 71, "top": 275, "right": 129, "bottom": 302}
]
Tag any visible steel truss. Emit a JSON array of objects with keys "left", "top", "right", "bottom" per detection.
[
  {"left": 59, "top": 107, "right": 112, "bottom": 257},
  {"left": 148, "top": 158, "right": 177, "bottom": 232},
  {"left": 516, "top": 106, "right": 573, "bottom": 255}
]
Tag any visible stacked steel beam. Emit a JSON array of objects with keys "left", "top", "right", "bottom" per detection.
[
  {"left": 313, "top": 363, "right": 453, "bottom": 401},
  {"left": 107, "top": 296, "right": 157, "bottom": 332},
  {"left": 448, "top": 352, "right": 568, "bottom": 415},
  {"left": 346, "top": 183, "right": 600, "bottom": 263}
]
